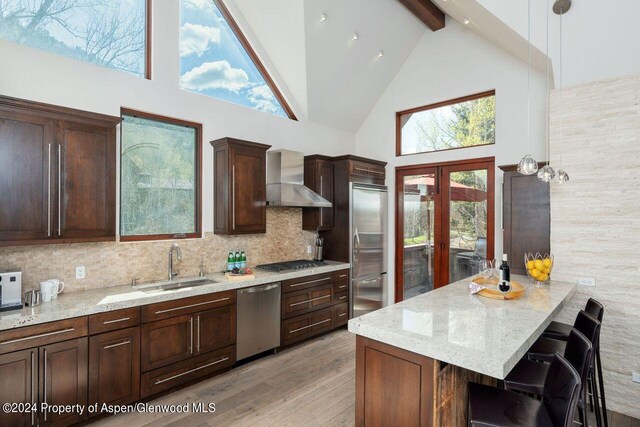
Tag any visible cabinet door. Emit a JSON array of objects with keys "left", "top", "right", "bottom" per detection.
[
  {"left": 141, "top": 315, "right": 193, "bottom": 372},
  {"left": 88, "top": 327, "right": 140, "bottom": 409},
  {"left": 0, "top": 348, "right": 37, "bottom": 427},
  {"left": 0, "top": 112, "right": 54, "bottom": 242},
  {"left": 56, "top": 121, "right": 115, "bottom": 240},
  {"left": 318, "top": 161, "right": 334, "bottom": 229},
  {"left": 39, "top": 338, "right": 88, "bottom": 427},
  {"left": 282, "top": 284, "right": 334, "bottom": 319},
  {"left": 194, "top": 305, "right": 236, "bottom": 355},
  {"left": 229, "top": 145, "right": 266, "bottom": 233}
]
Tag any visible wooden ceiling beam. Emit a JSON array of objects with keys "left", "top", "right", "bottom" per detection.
[{"left": 397, "top": 0, "right": 446, "bottom": 31}]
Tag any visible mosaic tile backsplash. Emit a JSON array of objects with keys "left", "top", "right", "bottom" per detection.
[{"left": 0, "top": 208, "right": 317, "bottom": 292}]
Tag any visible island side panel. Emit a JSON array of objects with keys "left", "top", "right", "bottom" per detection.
[{"left": 356, "top": 336, "right": 436, "bottom": 427}]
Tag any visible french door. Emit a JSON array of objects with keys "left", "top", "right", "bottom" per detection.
[{"left": 395, "top": 158, "right": 495, "bottom": 301}]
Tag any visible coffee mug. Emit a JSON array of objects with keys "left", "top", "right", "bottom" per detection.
[{"left": 39, "top": 279, "right": 64, "bottom": 302}]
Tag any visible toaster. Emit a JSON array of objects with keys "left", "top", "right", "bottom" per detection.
[{"left": 0, "top": 270, "right": 23, "bottom": 312}]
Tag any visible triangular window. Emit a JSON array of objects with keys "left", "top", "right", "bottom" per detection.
[{"left": 180, "top": 0, "right": 295, "bottom": 119}]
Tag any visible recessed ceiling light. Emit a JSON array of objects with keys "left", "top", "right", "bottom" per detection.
[
  {"left": 463, "top": 18, "right": 470, "bottom": 25},
  {"left": 377, "top": 50, "right": 384, "bottom": 59},
  {"left": 319, "top": 13, "right": 327, "bottom": 23},
  {"left": 352, "top": 32, "right": 359, "bottom": 41}
]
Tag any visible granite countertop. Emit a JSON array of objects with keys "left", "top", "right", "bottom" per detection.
[
  {"left": 348, "top": 275, "right": 576, "bottom": 379},
  {"left": 0, "top": 261, "right": 350, "bottom": 331}
]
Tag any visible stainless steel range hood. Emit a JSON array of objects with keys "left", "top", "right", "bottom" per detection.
[{"left": 266, "top": 150, "right": 332, "bottom": 208}]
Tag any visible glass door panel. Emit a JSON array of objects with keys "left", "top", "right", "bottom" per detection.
[{"left": 401, "top": 172, "right": 437, "bottom": 299}]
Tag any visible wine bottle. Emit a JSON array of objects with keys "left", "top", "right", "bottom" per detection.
[{"left": 498, "top": 254, "right": 511, "bottom": 293}]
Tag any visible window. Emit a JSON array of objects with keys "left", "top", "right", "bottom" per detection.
[
  {"left": 396, "top": 91, "right": 496, "bottom": 156},
  {"left": 179, "top": 0, "right": 294, "bottom": 119},
  {"left": 120, "top": 110, "right": 202, "bottom": 241},
  {"left": 0, "top": 0, "right": 149, "bottom": 78}
]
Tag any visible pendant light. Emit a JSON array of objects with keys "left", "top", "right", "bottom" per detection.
[
  {"left": 517, "top": 0, "right": 539, "bottom": 175},
  {"left": 538, "top": 0, "right": 555, "bottom": 183},
  {"left": 553, "top": 0, "right": 571, "bottom": 184}
]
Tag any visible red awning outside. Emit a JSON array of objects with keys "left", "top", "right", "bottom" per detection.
[{"left": 404, "top": 176, "right": 486, "bottom": 202}]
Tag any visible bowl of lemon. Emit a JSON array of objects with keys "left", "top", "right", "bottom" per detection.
[{"left": 524, "top": 253, "right": 554, "bottom": 285}]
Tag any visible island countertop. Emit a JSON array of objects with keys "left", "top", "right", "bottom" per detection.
[
  {"left": 0, "top": 261, "right": 349, "bottom": 331},
  {"left": 348, "top": 275, "right": 576, "bottom": 379}
]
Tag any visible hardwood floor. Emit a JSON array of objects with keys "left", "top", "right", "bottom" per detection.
[{"left": 92, "top": 329, "right": 637, "bottom": 427}]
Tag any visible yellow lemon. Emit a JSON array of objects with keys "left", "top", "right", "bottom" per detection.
[
  {"left": 539, "top": 273, "right": 549, "bottom": 282},
  {"left": 530, "top": 269, "right": 540, "bottom": 279},
  {"left": 543, "top": 258, "right": 552, "bottom": 268},
  {"left": 543, "top": 267, "right": 551, "bottom": 274},
  {"left": 526, "top": 260, "right": 535, "bottom": 270},
  {"left": 534, "top": 260, "right": 544, "bottom": 271}
]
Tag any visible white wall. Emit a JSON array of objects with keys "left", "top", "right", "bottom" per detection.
[
  {"left": 355, "top": 18, "right": 548, "bottom": 301},
  {"left": 0, "top": 1, "right": 355, "bottom": 234}
]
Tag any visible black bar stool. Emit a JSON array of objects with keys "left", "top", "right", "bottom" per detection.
[
  {"left": 505, "top": 328, "right": 595, "bottom": 426},
  {"left": 528, "top": 310, "right": 604, "bottom": 427},
  {"left": 542, "top": 299, "right": 608, "bottom": 427},
  {"left": 468, "top": 354, "right": 582, "bottom": 427}
]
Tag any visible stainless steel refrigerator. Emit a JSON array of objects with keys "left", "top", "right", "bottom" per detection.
[{"left": 349, "top": 183, "right": 388, "bottom": 318}]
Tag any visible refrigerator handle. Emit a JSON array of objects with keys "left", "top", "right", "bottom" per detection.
[{"left": 353, "top": 229, "right": 360, "bottom": 263}]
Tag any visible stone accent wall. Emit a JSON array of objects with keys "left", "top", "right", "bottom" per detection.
[
  {"left": 550, "top": 73, "right": 640, "bottom": 418},
  {"left": 0, "top": 208, "right": 317, "bottom": 293}
]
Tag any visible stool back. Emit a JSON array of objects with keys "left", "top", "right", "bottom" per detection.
[
  {"left": 563, "top": 329, "right": 593, "bottom": 407},
  {"left": 574, "top": 309, "right": 602, "bottom": 353},
  {"left": 543, "top": 354, "right": 582, "bottom": 427},
  {"left": 585, "top": 298, "right": 604, "bottom": 322}
]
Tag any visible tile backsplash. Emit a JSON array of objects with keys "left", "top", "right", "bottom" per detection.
[{"left": 0, "top": 208, "right": 317, "bottom": 293}]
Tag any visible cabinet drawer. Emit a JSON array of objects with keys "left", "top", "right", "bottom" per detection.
[
  {"left": 281, "top": 306, "right": 334, "bottom": 347},
  {"left": 141, "top": 315, "right": 193, "bottom": 372},
  {"left": 89, "top": 307, "right": 140, "bottom": 335},
  {"left": 334, "top": 291, "right": 349, "bottom": 304},
  {"left": 141, "top": 291, "right": 235, "bottom": 323},
  {"left": 334, "top": 303, "right": 349, "bottom": 327},
  {"left": 141, "top": 345, "right": 235, "bottom": 398},
  {"left": 350, "top": 160, "right": 386, "bottom": 179},
  {"left": 0, "top": 317, "right": 87, "bottom": 355},
  {"left": 282, "top": 285, "right": 333, "bottom": 319},
  {"left": 281, "top": 273, "right": 333, "bottom": 293},
  {"left": 333, "top": 270, "right": 349, "bottom": 293}
]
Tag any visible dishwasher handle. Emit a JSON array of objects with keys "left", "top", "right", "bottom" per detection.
[{"left": 239, "top": 283, "right": 280, "bottom": 294}]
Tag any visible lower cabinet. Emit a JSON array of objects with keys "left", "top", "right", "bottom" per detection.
[
  {"left": 141, "top": 314, "right": 194, "bottom": 372},
  {"left": 88, "top": 327, "right": 140, "bottom": 409},
  {"left": 0, "top": 348, "right": 36, "bottom": 427}
]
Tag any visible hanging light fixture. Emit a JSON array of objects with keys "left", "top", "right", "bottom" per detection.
[
  {"left": 538, "top": 0, "right": 555, "bottom": 183},
  {"left": 517, "top": 0, "right": 539, "bottom": 175},
  {"left": 552, "top": 0, "right": 571, "bottom": 184}
]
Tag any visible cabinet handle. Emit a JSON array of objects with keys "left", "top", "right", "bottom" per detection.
[
  {"left": 369, "top": 169, "right": 385, "bottom": 176},
  {"left": 338, "top": 285, "right": 347, "bottom": 289},
  {"left": 154, "top": 357, "right": 230, "bottom": 385},
  {"left": 103, "top": 317, "right": 130, "bottom": 325},
  {"left": 289, "top": 294, "right": 331, "bottom": 307},
  {"left": 43, "top": 349, "right": 48, "bottom": 422},
  {"left": 339, "top": 274, "right": 348, "bottom": 278},
  {"left": 338, "top": 313, "right": 347, "bottom": 317},
  {"left": 31, "top": 351, "right": 35, "bottom": 426},
  {"left": 57, "top": 144, "right": 61, "bottom": 236},
  {"left": 289, "top": 277, "right": 329, "bottom": 288},
  {"left": 289, "top": 318, "right": 331, "bottom": 334},
  {"left": 47, "top": 143, "right": 51, "bottom": 237},
  {"left": 319, "top": 175, "right": 324, "bottom": 225},
  {"left": 189, "top": 317, "right": 194, "bottom": 355},
  {"left": 339, "top": 296, "right": 347, "bottom": 300},
  {"left": 154, "top": 297, "right": 230, "bottom": 315},
  {"left": 196, "top": 315, "right": 200, "bottom": 352},
  {"left": 104, "top": 340, "right": 131, "bottom": 350},
  {"left": 232, "top": 165, "right": 236, "bottom": 230},
  {"left": 353, "top": 166, "right": 370, "bottom": 174},
  {"left": 0, "top": 327, "right": 75, "bottom": 345}
]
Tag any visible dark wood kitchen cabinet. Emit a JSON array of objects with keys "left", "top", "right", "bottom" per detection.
[
  {"left": 211, "top": 137, "right": 271, "bottom": 235},
  {"left": 303, "top": 155, "right": 334, "bottom": 231},
  {"left": 0, "top": 348, "right": 36, "bottom": 427},
  {"left": 0, "top": 95, "right": 120, "bottom": 246},
  {"left": 141, "top": 314, "right": 193, "bottom": 372},
  {"left": 500, "top": 164, "right": 550, "bottom": 275},
  {"left": 88, "top": 327, "right": 140, "bottom": 408}
]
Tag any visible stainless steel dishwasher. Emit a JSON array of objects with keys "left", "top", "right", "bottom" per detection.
[{"left": 236, "top": 282, "right": 281, "bottom": 360}]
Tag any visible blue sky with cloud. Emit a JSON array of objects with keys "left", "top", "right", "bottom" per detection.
[{"left": 180, "top": 0, "right": 286, "bottom": 117}]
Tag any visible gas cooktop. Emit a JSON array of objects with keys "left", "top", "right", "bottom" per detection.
[{"left": 255, "top": 259, "right": 328, "bottom": 272}]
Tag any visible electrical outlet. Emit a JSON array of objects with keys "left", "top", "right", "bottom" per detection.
[
  {"left": 307, "top": 244, "right": 313, "bottom": 255},
  {"left": 633, "top": 372, "right": 640, "bottom": 384},
  {"left": 578, "top": 278, "right": 596, "bottom": 287},
  {"left": 75, "top": 266, "right": 86, "bottom": 280}
]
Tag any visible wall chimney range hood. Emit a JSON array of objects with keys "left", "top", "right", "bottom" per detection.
[{"left": 266, "top": 150, "right": 332, "bottom": 208}]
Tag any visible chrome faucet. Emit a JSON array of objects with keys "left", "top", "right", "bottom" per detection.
[{"left": 168, "top": 243, "right": 182, "bottom": 281}]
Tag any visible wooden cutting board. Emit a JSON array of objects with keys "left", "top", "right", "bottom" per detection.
[
  {"left": 471, "top": 277, "right": 526, "bottom": 300},
  {"left": 224, "top": 272, "right": 256, "bottom": 281}
]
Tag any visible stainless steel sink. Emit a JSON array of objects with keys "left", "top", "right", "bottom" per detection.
[{"left": 134, "top": 277, "right": 217, "bottom": 293}]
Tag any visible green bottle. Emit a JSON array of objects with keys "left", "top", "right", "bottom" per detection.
[
  {"left": 227, "top": 251, "right": 234, "bottom": 272},
  {"left": 234, "top": 250, "right": 240, "bottom": 269},
  {"left": 240, "top": 250, "right": 247, "bottom": 269}
]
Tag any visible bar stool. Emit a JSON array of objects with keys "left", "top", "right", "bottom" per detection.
[
  {"left": 504, "top": 328, "right": 595, "bottom": 426},
  {"left": 528, "top": 311, "right": 604, "bottom": 427},
  {"left": 468, "top": 354, "right": 581, "bottom": 427},
  {"left": 542, "top": 299, "right": 608, "bottom": 427}
]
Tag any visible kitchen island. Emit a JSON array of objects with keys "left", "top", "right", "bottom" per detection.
[{"left": 348, "top": 275, "right": 576, "bottom": 427}]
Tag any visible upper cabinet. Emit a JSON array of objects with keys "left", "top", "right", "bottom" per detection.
[
  {"left": 333, "top": 155, "right": 387, "bottom": 185},
  {"left": 303, "top": 155, "right": 334, "bottom": 231},
  {"left": 211, "top": 138, "right": 271, "bottom": 235},
  {"left": 0, "top": 96, "right": 120, "bottom": 246}
]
